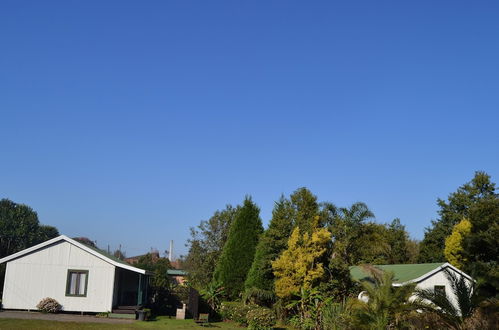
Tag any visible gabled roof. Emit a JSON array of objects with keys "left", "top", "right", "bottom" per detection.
[
  {"left": 349, "top": 262, "right": 473, "bottom": 285},
  {"left": 0, "top": 235, "right": 152, "bottom": 275}
]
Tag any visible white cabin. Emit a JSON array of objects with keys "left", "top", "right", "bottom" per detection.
[
  {"left": 0, "top": 235, "right": 151, "bottom": 313},
  {"left": 350, "top": 262, "right": 474, "bottom": 312}
]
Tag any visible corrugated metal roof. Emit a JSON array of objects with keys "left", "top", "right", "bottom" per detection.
[
  {"left": 349, "top": 263, "right": 446, "bottom": 283},
  {"left": 167, "top": 269, "right": 187, "bottom": 276}
]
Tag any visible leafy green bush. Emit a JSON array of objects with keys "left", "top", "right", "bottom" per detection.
[
  {"left": 220, "top": 302, "right": 275, "bottom": 328},
  {"left": 220, "top": 302, "right": 246, "bottom": 324},
  {"left": 36, "top": 297, "right": 62, "bottom": 313},
  {"left": 247, "top": 306, "right": 276, "bottom": 330},
  {"left": 220, "top": 301, "right": 260, "bottom": 326}
]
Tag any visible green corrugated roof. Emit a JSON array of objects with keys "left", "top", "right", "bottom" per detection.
[
  {"left": 167, "top": 269, "right": 187, "bottom": 276},
  {"left": 350, "top": 263, "right": 445, "bottom": 283}
]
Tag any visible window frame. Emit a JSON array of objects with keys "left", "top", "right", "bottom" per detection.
[
  {"left": 65, "top": 269, "right": 89, "bottom": 297},
  {"left": 434, "top": 285, "right": 446, "bottom": 296}
]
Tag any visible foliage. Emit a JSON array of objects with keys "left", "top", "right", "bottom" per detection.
[
  {"left": 0, "top": 199, "right": 59, "bottom": 259},
  {"left": 320, "top": 299, "right": 355, "bottom": 330},
  {"left": 96, "top": 311, "right": 110, "bottom": 318},
  {"left": 462, "top": 197, "right": 499, "bottom": 299},
  {"left": 219, "top": 302, "right": 275, "bottom": 329},
  {"left": 219, "top": 301, "right": 258, "bottom": 326},
  {"left": 243, "top": 287, "right": 276, "bottom": 306},
  {"left": 213, "top": 197, "right": 263, "bottom": 299},
  {"left": 325, "top": 202, "right": 375, "bottom": 299},
  {"left": 351, "top": 266, "right": 416, "bottom": 330},
  {"left": 414, "top": 268, "right": 477, "bottom": 329},
  {"left": 286, "top": 287, "right": 333, "bottom": 329},
  {"left": 36, "top": 297, "right": 62, "bottom": 313},
  {"left": 328, "top": 202, "right": 375, "bottom": 266},
  {"left": 142, "top": 308, "right": 152, "bottom": 320},
  {"left": 246, "top": 306, "right": 276, "bottom": 330},
  {"left": 419, "top": 171, "right": 496, "bottom": 262},
  {"left": 245, "top": 195, "right": 294, "bottom": 295},
  {"left": 135, "top": 253, "right": 172, "bottom": 313},
  {"left": 444, "top": 218, "right": 472, "bottom": 268},
  {"left": 273, "top": 224, "right": 331, "bottom": 299},
  {"left": 200, "top": 281, "right": 225, "bottom": 311},
  {"left": 184, "top": 205, "right": 239, "bottom": 290},
  {"left": 290, "top": 187, "right": 321, "bottom": 234},
  {"left": 72, "top": 237, "right": 97, "bottom": 248},
  {"left": 385, "top": 218, "right": 413, "bottom": 264}
]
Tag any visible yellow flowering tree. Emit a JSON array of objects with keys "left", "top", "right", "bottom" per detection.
[
  {"left": 272, "top": 224, "right": 331, "bottom": 299},
  {"left": 444, "top": 218, "right": 472, "bottom": 269}
]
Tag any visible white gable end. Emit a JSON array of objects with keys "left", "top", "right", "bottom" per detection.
[{"left": 2, "top": 240, "right": 116, "bottom": 312}]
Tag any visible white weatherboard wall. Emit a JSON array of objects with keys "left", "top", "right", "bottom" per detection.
[
  {"left": 412, "top": 267, "right": 474, "bottom": 310},
  {"left": 2, "top": 241, "right": 115, "bottom": 312}
]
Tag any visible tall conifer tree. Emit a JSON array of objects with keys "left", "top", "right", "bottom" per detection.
[
  {"left": 245, "top": 196, "right": 294, "bottom": 293},
  {"left": 213, "top": 197, "right": 263, "bottom": 299},
  {"left": 290, "top": 187, "right": 320, "bottom": 234}
]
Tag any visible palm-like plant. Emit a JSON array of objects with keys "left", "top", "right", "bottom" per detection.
[
  {"left": 201, "top": 281, "right": 225, "bottom": 311},
  {"left": 242, "top": 287, "right": 275, "bottom": 306},
  {"left": 352, "top": 265, "right": 416, "bottom": 330},
  {"left": 414, "top": 269, "right": 476, "bottom": 329}
]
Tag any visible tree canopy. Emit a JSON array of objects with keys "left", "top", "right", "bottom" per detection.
[
  {"left": 0, "top": 198, "right": 59, "bottom": 259},
  {"left": 184, "top": 204, "right": 239, "bottom": 290},
  {"left": 419, "top": 171, "right": 496, "bottom": 262}
]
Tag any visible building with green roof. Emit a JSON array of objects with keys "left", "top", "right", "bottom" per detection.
[{"left": 349, "top": 262, "right": 473, "bottom": 310}]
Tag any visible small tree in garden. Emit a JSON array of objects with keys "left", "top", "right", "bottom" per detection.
[
  {"left": 272, "top": 222, "right": 331, "bottom": 299},
  {"left": 272, "top": 221, "right": 331, "bottom": 325},
  {"left": 444, "top": 218, "right": 471, "bottom": 269}
]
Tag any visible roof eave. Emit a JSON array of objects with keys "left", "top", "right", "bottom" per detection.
[{"left": 0, "top": 235, "right": 150, "bottom": 275}]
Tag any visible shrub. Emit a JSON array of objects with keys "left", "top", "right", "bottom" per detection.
[
  {"left": 36, "top": 297, "right": 62, "bottom": 313},
  {"left": 220, "top": 302, "right": 247, "bottom": 325},
  {"left": 220, "top": 301, "right": 260, "bottom": 326},
  {"left": 247, "top": 306, "right": 276, "bottom": 330}
]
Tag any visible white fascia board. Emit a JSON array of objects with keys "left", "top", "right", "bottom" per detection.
[
  {"left": 0, "top": 235, "right": 151, "bottom": 275},
  {"left": 0, "top": 235, "right": 63, "bottom": 264}
]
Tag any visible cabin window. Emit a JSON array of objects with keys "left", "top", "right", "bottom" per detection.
[
  {"left": 66, "top": 270, "right": 88, "bottom": 297},
  {"left": 434, "top": 285, "right": 446, "bottom": 296}
]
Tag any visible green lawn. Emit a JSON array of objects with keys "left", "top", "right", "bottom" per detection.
[{"left": 0, "top": 317, "right": 243, "bottom": 330}]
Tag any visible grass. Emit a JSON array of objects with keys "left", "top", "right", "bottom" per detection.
[{"left": 0, "top": 316, "right": 243, "bottom": 329}]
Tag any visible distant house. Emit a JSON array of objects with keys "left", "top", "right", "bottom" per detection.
[
  {"left": 167, "top": 269, "right": 188, "bottom": 285},
  {"left": 350, "top": 262, "right": 474, "bottom": 309},
  {"left": 0, "top": 235, "right": 152, "bottom": 313}
]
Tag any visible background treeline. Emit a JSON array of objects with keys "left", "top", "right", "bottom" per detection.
[
  {"left": 184, "top": 190, "right": 419, "bottom": 296},
  {"left": 183, "top": 171, "right": 498, "bottom": 328}
]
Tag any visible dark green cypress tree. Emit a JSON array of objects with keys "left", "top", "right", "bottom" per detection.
[
  {"left": 244, "top": 196, "right": 294, "bottom": 293},
  {"left": 213, "top": 197, "right": 263, "bottom": 299}
]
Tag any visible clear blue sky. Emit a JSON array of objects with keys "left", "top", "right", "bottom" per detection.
[{"left": 1, "top": 1, "right": 498, "bottom": 258}]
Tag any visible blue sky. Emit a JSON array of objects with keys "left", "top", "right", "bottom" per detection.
[{"left": 1, "top": 1, "right": 498, "bottom": 257}]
